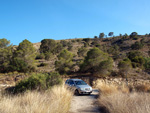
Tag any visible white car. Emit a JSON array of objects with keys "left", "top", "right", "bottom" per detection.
[{"left": 65, "top": 79, "right": 92, "bottom": 95}]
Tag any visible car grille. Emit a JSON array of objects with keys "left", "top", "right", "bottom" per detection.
[{"left": 85, "top": 88, "right": 90, "bottom": 91}]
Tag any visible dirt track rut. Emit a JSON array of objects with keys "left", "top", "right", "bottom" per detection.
[{"left": 69, "top": 89, "right": 100, "bottom": 113}]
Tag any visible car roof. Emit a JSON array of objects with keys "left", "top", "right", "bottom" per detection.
[{"left": 68, "top": 79, "right": 82, "bottom": 81}]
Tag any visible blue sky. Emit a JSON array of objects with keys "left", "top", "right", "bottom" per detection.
[{"left": 0, "top": 0, "right": 150, "bottom": 45}]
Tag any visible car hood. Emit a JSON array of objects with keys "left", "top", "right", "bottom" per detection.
[{"left": 76, "top": 85, "right": 92, "bottom": 89}]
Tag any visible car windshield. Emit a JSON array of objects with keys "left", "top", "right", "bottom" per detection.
[{"left": 75, "top": 80, "right": 87, "bottom": 85}]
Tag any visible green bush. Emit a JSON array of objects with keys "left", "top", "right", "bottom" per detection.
[
  {"left": 0, "top": 46, "right": 13, "bottom": 73},
  {"left": 82, "top": 38, "right": 91, "bottom": 43},
  {"left": 91, "top": 39, "right": 100, "bottom": 47},
  {"left": 99, "top": 33, "right": 105, "bottom": 38},
  {"left": 94, "top": 36, "right": 98, "bottom": 38},
  {"left": 97, "top": 57, "right": 113, "bottom": 77},
  {"left": 40, "top": 39, "right": 57, "bottom": 54},
  {"left": 54, "top": 43, "right": 63, "bottom": 54},
  {"left": 71, "top": 40, "right": 76, "bottom": 43},
  {"left": 131, "top": 41, "right": 143, "bottom": 50},
  {"left": 95, "top": 44, "right": 101, "bottom": 47},
  {"left": 11, "top": 57, "right": 33, "bottom": 72},
  {"left": 14, "top": 72, "right": 62, "bottom": 93},
  {"left": 36, "top": 53, "right": 45, "bottom": 59},
  {"left": 77, "top": 47, "right": 87, "bottom": 57},
  {"left": 37, "top": 63, "right": 48, "bottom": 67},
  {"left": 118, "top": 59, "right": 132, "bottom": 72},
  {"left": 0, "top": 38, "right": 10, "bottom": 48},
  {"left": 11, "top": 39, "right": 36, "bottom": 73},
  {"left": 107, "top": 45, "right": 120, "bottom": 59},
  {"left": 80, "top": 47, "right": 113, "bottom": 76},
  {"left": 118, "top": 58, "right": 132, "bottom": 77},
  {"left": 128, "top": 51, "right": 142, "bottom": 61},
  {"left": 84, "top": 42, "right": 89, "bottom": 47},
  {"left": 133, "top": 36, "right": 138, "bottom": 40},
  {"left": 144, "top": 57, "right": 150, "bottom": 70},
  {"left": 132, "top": 56, "right": 145, "bottom": 65},
  {"left": 130, "top": 32, "right": 138, "bottom": 38},
  {"left": 76, "top": 39, "right": 81, "bottom": 42},
  {"left": 46, "top": 72, "right": 62, "bottom": 88},
  {"left": 44, "top": 52, "right": 52, "bottom": 61},
  {"left": 60, "top": 40, "right": 68, "bottom": 47},
  {"left": 68, "top": 45, "right": 73, "bottom": 51},
  {"left": 128, "top": 51, "right": 145, "bottom": 68},
  {"left": 55, "top": 50, "right": 73, "bottom": 74}
]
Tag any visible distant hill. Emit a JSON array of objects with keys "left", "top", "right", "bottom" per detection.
[
  {"left": 1, "top": 33, "right": 150, "bottom": 81},
  {"left": 34, "top": 34, "right": 150, "bottom": 79}
]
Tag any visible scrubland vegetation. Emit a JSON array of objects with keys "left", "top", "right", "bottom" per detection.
[
  {"left": 0, "top": 72, "right": 72, "bottom": 113},
  {"left": 13, "top": 72, "right": 62, "bottom": 93},
  {"left": 1, "top": 32, "right": 150, "bottom": 113},
  {"left": 96, "top": 80, "right": 150, "bottom": 113},
  {"left": 0, "top": 85, "right": 73, "bottom": 113},
  {"left": 1, "top": 32, "right": 150, "bottom": 78}
]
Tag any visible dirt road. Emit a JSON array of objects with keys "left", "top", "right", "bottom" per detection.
[{"left": 69, "top": 89, "right": 100, "bottom": 113}]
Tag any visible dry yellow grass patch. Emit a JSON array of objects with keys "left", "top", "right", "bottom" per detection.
[
  {"left": 134, "top": 84, "right": 150, "bottom": 92},
  {"left": 0, "top": 85, "right": 73, "bottom": 113},
  {"left": 98, "top": 92, "right": 150, "bottom": 113},
  {"left": 95, "top": 79, "right": 129, "bottom": 96},
  {"left": 96, "top": 80, "right": 150, "bottom": 113}
]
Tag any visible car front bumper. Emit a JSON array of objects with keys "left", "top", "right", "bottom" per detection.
[{"left": 78, "top": 89, "right": 92, "bottom": 94}]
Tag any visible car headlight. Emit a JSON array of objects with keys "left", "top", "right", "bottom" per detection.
[{"left": 80, "top": 88, "right": 84, "bottom": 90}]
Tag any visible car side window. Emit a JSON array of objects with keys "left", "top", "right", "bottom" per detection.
[
  {"left": 65, "top": 80, "right": 69, "bottom": 84},
  {"left": 69, "top": 80, "right": 74, "bottom": 85}
]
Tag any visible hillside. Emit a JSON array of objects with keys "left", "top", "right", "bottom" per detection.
[
  {"left": 1, "top": 33, "right": 150, "bottom": 113},
  {"left": 33, "top": 34, "right": 150, "bottom": 80},
  {"left": 0, "top": 33, "right": 150, "bottom": 87}
]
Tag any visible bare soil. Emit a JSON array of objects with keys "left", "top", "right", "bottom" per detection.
[{"left": 69, "top": 89, "right": 100, "bottom": 113}]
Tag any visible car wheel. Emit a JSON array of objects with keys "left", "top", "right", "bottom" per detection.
[{"left": 75, "top": 89, "right": 79, "bottom": 96}]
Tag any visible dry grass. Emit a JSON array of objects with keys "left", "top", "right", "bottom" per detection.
[
  {"left": 98, "top": 92, "right": 150, "bottom": 113},
  {"left": 96, "top": 80, "right": 150, "bottom": 113},
  {"left": 134, "top": 84, "right": 150, "bottom": 92},
  {"left": 95, "top": 79, "right": 129, "bottom": 96},
  {"left": 0, "top": 85, "right": 73, "bottom": 113},
  {"left": 97, "top": 82, "right": 118, "bottom": 95}
]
